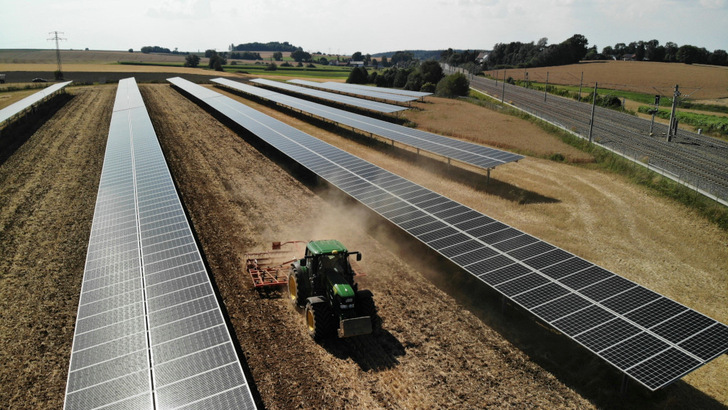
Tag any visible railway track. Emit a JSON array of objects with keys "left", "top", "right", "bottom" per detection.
[{"left": 448, "top": 67, "right": 728, "bottom": 204}]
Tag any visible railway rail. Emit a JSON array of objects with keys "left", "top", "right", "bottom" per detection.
[{"left": 445, "top": 66, "right": 728, "bottom": 205}]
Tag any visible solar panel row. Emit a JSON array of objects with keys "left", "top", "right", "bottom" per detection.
[
  {"left": 212, "top": 78, "right": 523, "bottom": 170},
  {"left": 249, "top": 78, "right": 407, "bottom": 114},
  {"left": 169, "top": 76, "right": 728, "bottom": 391},
  {"left": 321, "top": 81, "right": 432, "bottom": 98},
  {"left": 287, "top": 79, "right": 418, "bottom": 103},
  {"left": 0, "top": 81, "right": 73, "bottom": 125},
  {"left": 64, "top": 78, "right": 256, "bottom": 409}
]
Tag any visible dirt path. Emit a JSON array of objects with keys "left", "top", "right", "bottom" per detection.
[{"left": 0, "top": 86, "right": 113, "bottom": 408}]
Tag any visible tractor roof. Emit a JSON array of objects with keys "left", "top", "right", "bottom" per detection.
[{"left": 307, "top": 239, "right": 348, "bottom": 255}]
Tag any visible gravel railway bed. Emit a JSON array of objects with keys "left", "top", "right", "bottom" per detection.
[{"left": 465, "top": 74, "right": 728, "bottom": 202}]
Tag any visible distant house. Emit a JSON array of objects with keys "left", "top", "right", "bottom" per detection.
[
  {"left": 349, "top": 60, "right": 365, "bottom": 67},
  {"left": 622, "top": 53, "right": 636, "bottom": 61},
  {"left": 475, "top": 51, "right": 489, "bottom": 64}
]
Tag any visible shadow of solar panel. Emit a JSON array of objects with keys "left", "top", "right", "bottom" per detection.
[{"left": 172, "top": 76, "right": 728, "bottom": 392}]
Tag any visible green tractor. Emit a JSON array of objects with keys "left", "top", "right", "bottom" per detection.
[{"left": 288, "top": 240, "right": 381, "bottom": 339}]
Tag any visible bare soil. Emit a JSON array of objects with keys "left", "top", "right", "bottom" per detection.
[{"left": 0, "top": 81, "right": 725, "bottom": 409}]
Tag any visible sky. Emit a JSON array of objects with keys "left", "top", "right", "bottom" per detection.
[{"left": 1, "top": 0, "right": 726, "bottom": 55}]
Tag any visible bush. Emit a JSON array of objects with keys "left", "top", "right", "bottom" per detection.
[
  {"left": 346, "top": 67, "right": 368, "bottom": 84},
  {"left": 435, "top": 73, "right": 470, "bottom": 98},
  {"left": 264, "top": 63, "right": 278, "bottom": 71},
  {"left": 280, "top": 62, "right": 292, "bottom": 67},
  {"left": 421, "top": 82, "right": 436, "bottom": 93}
]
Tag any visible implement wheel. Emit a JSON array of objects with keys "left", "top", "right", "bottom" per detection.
[
  {"left": 305, "top": 298, "right": 336, "bottom": 340},
  {"left": 288, "top": 268, "right": 308, "bottom": 308}
]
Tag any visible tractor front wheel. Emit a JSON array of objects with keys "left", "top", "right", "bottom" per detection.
[
  {"left": 305, "top": 298, "right": 337, "bottom": 340},
  {"left": 288, "top": 268, "right": 308, "bottom": 308}
]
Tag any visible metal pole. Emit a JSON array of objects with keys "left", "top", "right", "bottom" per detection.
[
  {"left": 501, "top": 70, "right": 506, "bottom": 103},
  {"left": 649, "top": 96, "right": 659, "bottom": 136},
  {"left": 588, "top": 82, "right": 598, "bottom": 143},
  {"left": 667, "top": 84, "right": 680, "bottom": 142},
  {"left": 578, "top": 71, "right": 583, "bottom": 102},
  {"left": 544, "top": 72, "right": 549, "bottom": 102},
  {"left": 495, "top": 70, "right": 498, "bottom": 85}
]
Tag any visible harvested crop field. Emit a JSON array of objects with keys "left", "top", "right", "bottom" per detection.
[
  {"left": 485, "top": 60, "right": 728, "bottom": 100},
  {"left": 1, "top": 83, "right": 726, "bottom": 409}
]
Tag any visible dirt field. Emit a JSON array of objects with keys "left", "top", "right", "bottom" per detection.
[
  {"left": 0, "top": 82, "right": 726, "bottom": 409},
  {"left": 484, "top": 60, "right": 728, "bottom": 100}
]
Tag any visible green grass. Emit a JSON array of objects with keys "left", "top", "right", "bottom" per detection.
[
  {"left": 467, "top": 89, "right": 728, "bottom": 231},
  {"left": 638, "top": 106, "right": 728, "bottom": 138},
  {"left": 227, "top": 64, "right": 352, "bottom": 79},
  {"left": 118, "top": 61, "right": 184, "bottom": 67}
]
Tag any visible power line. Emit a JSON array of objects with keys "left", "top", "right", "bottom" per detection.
[{"left": 47, "top": 31, "right": 66, "bottom": 74}]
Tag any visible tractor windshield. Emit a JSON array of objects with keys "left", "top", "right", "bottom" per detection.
[{"left": 319, "top": 253, "right": 348, "bottom": 275}]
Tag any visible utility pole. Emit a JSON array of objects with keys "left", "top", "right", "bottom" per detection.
[
  {"left": 588, "top": 82, "right": 598, "bottom": 143},
  {"left": 48, "top": 31, "right": 66, "bottom": 79},
  {"left": 667, "top": 84, "right": 680, "bottom": 142},
  {"left": 544, "top": 72, "right": 549, "bottom": 102},
  {"left": 649, "top": 94, "right": 660, "bottom": 136},
  {"left": 501, "top": 70, "right": 506, "bottom": 103},
  {"left": 578, "top": 71, "right": 583, "bottom": 102}
]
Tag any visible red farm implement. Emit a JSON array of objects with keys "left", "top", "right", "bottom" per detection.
[{"left": 244, "top": 241, "right": 305, "bottom": 295}]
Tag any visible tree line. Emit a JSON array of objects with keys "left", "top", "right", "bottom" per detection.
[
  {"left": 482, "top": 35, "right": 727, "bottom": 68},
  {"left": 596, "top": 40, "right": 727, "bottom": 66},
  {"left": 485, "top": 35, "right": 589, "bottom": 69},
  {"left": 229, "top": 41, "right": 298, "bottom": 52}
]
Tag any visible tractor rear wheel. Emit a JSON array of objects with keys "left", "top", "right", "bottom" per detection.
[
  {"left": 305, "top": 298, "right": 337, "bottom": 340},
  {"left": 356, "top": 290, "right": 382, "bottom": 335},
  {"left": 288, "top": 268, "right": 308, "bottom": 308}
]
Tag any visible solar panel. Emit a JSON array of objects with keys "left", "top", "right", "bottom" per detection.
[
  {"left": 0, "top": 81, "right": 73, "bottom": 125},
  {"left": 249, "top": 78, "right": 407, "bottom": 114},
  {"left": 321, "top": 81, "right": 432, "bottom": 98},
  {"left": 64, "top": 78, "right": 256, "bottom": 409},
  {"left": 170, "top": 76, "right": 728, "bottom": 391},
  {"left": 212, "top": 78, "right": 523, "bottom": 170},
  {"left": 287, "top": 79, "right": 418, "bottom": 103}
]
